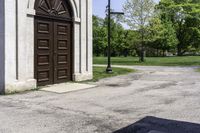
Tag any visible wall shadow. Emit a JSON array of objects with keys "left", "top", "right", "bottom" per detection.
[{"left": 0, "top": 0, "right": 5, "bottom": 95}]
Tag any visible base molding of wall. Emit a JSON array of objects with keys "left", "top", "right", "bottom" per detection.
[
  {"left": 4, "top": 73, "right": 93, "bottom": 94},
  {"left": 73, "top": 73, "right": 93, "bottom": 81},
  {"left": 5, "top": 79, "right": 37, "bottom": 94}
]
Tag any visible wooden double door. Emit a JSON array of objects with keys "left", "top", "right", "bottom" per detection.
[{"left": 35, "top": 17, "right": 72, "bottom": 86}]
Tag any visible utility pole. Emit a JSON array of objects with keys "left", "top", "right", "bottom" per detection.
[{"left": 106, "top": 0, "right": 124, "bottom": 73}]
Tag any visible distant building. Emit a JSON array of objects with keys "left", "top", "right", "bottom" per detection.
[{"left": 0, "top": 0, "right": 93, "bottom": 94}]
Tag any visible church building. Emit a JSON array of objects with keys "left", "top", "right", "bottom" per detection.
[{"left": 0, "top": 0, "right": 93, "bottom": 94}]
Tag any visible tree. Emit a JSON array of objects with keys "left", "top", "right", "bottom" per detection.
[
  {"left": 147, "top": 13, "right": 178, "bottom": 56},
  {"left": 157, "top": 0, "right": 200, "bottom": 56},
  {"left": 93, "top": 15, "right": 107, "bottom": 56},
  {"left": 93, "top": 15, "right": 128, "bottom": 57},
  {"left": 124, "top": 30, "right": 141, "bottom": 56},
  {"left": 123, "top": 0, "right": 155, "bottom": 62}
]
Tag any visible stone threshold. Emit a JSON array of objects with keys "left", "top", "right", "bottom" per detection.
[{"left": 40, "top": 83, "right": 97, "bottom": 94}]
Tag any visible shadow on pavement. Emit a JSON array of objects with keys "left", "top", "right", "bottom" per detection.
[{"left": 114, "top": 116, "right": 200, "bottom": 133}]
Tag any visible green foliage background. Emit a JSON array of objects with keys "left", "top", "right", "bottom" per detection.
[{"left": 93, "top": 0, "right": 200, "bottom": 59}]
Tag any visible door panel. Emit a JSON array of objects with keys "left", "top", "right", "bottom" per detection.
[
  {"left": 35, "top": 17, "right": 72, "bottom": 86},
  {"left": 35, "top": 18, "right": 54, "bottom": 86},
  {"left": 54, "top": 21, "right": 72, "bottom": 83}
]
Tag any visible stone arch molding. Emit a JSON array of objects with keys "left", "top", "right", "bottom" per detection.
[{"left": 27, "top": 0, "right": 79, "bottom": 21}]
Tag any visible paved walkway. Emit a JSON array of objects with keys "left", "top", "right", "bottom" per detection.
[{"left": 1, "top": 65, "right": 200, "bottom": 133}]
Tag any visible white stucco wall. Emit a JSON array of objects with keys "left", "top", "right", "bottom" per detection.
[
  {"left": 73, "top": 0, "right": 93, "bottom": 81},
  {"left": 3, "top": 0, "right": 93, "bottom": 93}
]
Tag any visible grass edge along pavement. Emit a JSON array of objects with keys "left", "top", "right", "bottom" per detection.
[
  {"left": 196, "top": 68, "right": 200, "bottom": 72},
  {"left": 91, "top": 66, "right": 136, "bottom": 82},
  {"left": 94, "top": 56, "right": 200, "bottom": 66}
]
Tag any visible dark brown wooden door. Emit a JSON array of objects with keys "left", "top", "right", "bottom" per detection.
[
  {"left": 35, "top": 17, "right": 72, "bottom": 86},
  {"left": 53, "top": 21, "right": 72, "bottom": 84}
]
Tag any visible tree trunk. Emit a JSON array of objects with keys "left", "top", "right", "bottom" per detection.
[
  {"left": 140, "top": 50, "right": 144, "bottom": 62},
  {"left": 139, "top": 29, "right": 145, "bottom": 62},
  {"left": 177, "top": 43, "right": 182, "bottom": 56},
  {"left": 157, "top": 48, "right": 159, "bottom": 57},
  {"left": 162, "top": 49, "right": 165, "bottom": 57},
  {"left": 124, "top": 49, "right": 128, "bottom": 57},
  {"left": 139, "top": 45, "right": 145, "bottom": 62}
]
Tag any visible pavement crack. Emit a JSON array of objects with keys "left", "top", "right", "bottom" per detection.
[{"left": 136, "top": 81, "right": 177, "bottom": 93}]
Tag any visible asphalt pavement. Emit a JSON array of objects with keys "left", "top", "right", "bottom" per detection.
[{"left": 1, "top": 65, "right": 200, "bottom": 133}]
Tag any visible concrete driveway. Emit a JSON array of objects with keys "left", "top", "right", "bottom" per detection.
[{"left": 1, "top": 65, "right": 200, "bottom": 133}]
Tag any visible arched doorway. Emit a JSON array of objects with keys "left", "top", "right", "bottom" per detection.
[{"left": 34, "top": 0, "right": 73, "bottom": 86}]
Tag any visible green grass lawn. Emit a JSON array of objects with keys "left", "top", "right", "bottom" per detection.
[
  {"left": 196, "top": 68, "right": 200, "bottom": 72},
  {"left": 94, "top": 56, "right": 200, "bottom": 66},
  {"left": 92, "top": 66, "right": 136, "bottom": 82}
]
